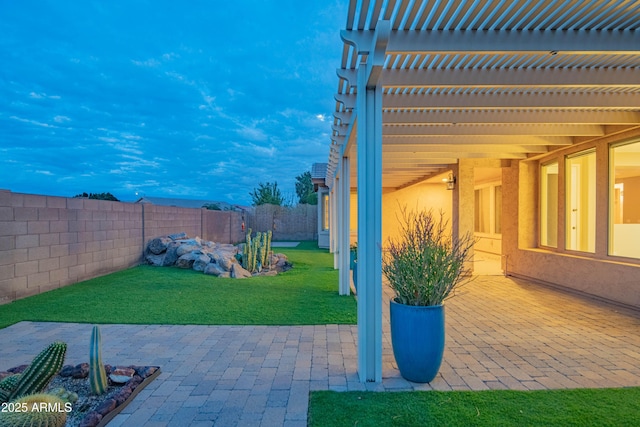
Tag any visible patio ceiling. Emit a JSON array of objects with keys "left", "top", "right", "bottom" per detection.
[{"left": 327, "top": 0, "right": 640, "bottom": 189}]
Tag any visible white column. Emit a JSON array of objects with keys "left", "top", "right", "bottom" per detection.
[
  {"left": 339, "top": 156, "right": 351, "bottom": 295},
  {"left": 356, "top": 61, "right": 383, "bottom": 383},
  {"left": 328, "top": 182, "right": 336, "bottom": 253},
  {"left": 331, "top": 181, "right": 339, "bottom": 269}
]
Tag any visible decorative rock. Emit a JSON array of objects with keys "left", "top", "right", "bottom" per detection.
[
  {"left": 134, "top": 366, "right": 158, "bottom": 377},
  {"left": 7, "top": 365, "right": 27, "bottom": 374},
  {"left": 79, "top": 412, "right": 102, "bottom": 427},
  {"left": 231, "top": 263, "right": 252, "bottom": 279},
  {"left": 95, "top": 399, "right": 117, "bottom": 416},
  {"left": 109, "top": 367, "right": 135, "bottom": 384},
  {"left": 114, "top": 386, "right": 132, "bottom": 405},
  {"left": 210, "top": 248, "right": 237, "bottom": 271},
  {"left": 176, "top": 244, "right": 201, "bottom": 257},
  {"left": 145, "top": 252, "right": 165, "bottom": 267},
  {"left": 162, "top": 242, "right": 180, "bottom": 266},
  {"left": 192, "top": 254, "right": 211, "bottom": 272},
  {"left": 168, "top": 232, "right": 187, "bottom": 240},
  {"left": 59, "top": 363, "right": 89, "bottom": 378},
  {"left": 176, "top": 252, "right": 200, "bottom": 269},
  {"left": 204, "top": 263, "right": 226, "bottom": 276},
  {"left": 144, "top": 234, "right": 292, "bottom": 278},
  {"left": 148, "top": 236, "right": 172, "bottom": 255}
]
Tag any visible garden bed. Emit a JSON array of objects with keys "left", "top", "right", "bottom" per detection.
[{"left": 1, "top": 364, "right": 160, "bottom": 427}]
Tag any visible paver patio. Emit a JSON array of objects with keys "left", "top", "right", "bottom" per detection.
[{"left": 1, "top": 275, "right": 638, "bottom": 426}]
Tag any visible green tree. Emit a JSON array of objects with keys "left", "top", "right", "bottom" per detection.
[
  {"left": 73, "top": 192, "right": 119, "bottom": 201},
  {"left": 202, "top": 203, "right": 222, "bottom": 210},
  {"left": 295, "top": 171, "right": 318, "bottom": 205},
  {"left": 250, "top": 182, "right": 285, "bottom": 206}
]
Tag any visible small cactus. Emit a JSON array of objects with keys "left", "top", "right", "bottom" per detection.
[
  {"left": 49, "top": 387, "right": 79, "bottom": 404},
  {"left": 0, "top": 374, "right": 21, "bottom": 404},
  {"left": 89, "top": 325, "right": 108, "bottom": 395},
  {"left": 8, "top": 342, "right": 66, "bottom": 401},
  {"left": 0, "top": 374, "right": 21, "bottom": 393},
  {"left": 0, "top": 393, "right": 68, "bottom": 427}
]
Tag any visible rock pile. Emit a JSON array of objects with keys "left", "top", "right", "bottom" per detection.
[{"left": 144, "top": 232, "right": 292, "bottom": 278}]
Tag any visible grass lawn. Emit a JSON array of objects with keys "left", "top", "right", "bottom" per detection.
[
  {"left": 308, "top": 388, "right": 640, "bottom": 426},
  {"left": 0, "top": 241, "right": 356, "bottom": 328}
]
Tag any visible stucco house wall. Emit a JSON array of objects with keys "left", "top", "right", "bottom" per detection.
[
  {"left": 381, "top": 183, "right": 453, "bottom": 245},
  {"left": 502, "top": 129, "right": 640, "bottom": 309}
]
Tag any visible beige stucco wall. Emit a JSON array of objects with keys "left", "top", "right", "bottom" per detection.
[
  {"left": 503, "top": 129, "right": 640, "bottom": 309},
  {"left": 382, "top": 183, "right": 453, "bottom": 245},
  {"left": 349, "top": 182, "right": 453, "bottom": 248}
]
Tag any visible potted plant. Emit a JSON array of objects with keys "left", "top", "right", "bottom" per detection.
[{"left": 382, "top": 207, "right": 474, "bottom": 383}]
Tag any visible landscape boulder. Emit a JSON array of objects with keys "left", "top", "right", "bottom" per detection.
[{"left": 144, "top": 233, "right": 291, "bottom": 278}]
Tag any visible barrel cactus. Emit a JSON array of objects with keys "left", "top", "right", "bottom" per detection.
[
  {"left": 89, "top": 325, "right": 109, "bottom": 395},
  {"left": 0, "top": 393, "right": 68, "bottom": 427}
]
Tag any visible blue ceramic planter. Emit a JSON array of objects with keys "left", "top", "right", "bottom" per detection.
[{"left": 390, "top": 300, "right": 445, "bottom": 383}]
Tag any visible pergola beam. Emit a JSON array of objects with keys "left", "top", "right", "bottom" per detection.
[
  {"left": 383, "top": 123, "right": 604, "bottom": 136},
  {"left": 382, "top": 67, "right": 640, "bottom": 88},
  {"left": 384, "top": 135, "right": 573, "bottom": 145},
  {"left": 382, "top": 91, "right": 640, "bottom": 110},
  {"left": 383, "top": 144, "right": 548, "bottom": 153},
  {"left": 382, "top": 110, "right": 640, "bottom": 126},
  {"left": 341, "top": 29, "right": 640, "bottom": 55},
  {"left": 384, "top": 152, "right": 527, "bottom": 160}
]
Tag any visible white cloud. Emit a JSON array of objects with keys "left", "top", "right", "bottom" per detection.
[
  {"left": 132, "top": 58, "right": 161, "bottom": 67},
  {"left": 53, "top": 115, "right": 71, "bottom": 123},
  {"left": 237, "top": 125, "right": 267, "bottom": 142},
  {"left": 29, "top": 92, "right": 60, "bottom": 100},
  {"left": 10, "top": 116, "right": 57, "bottom": 128}
]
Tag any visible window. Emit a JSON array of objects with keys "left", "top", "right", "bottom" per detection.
[
  {"left": 566, "top": 150, "right": 596, "bottom": 253},
  {"left": 322, "top": 193, "right": 329, "bottom": 231},
  {"left": 540, "top": 162, "right": 558, "bottom": 247},
  {"left": 609, "top": 140, "right": 640, "bottom": 259},
  {"left": 474, "top": 187, "right": 490, "bottom": 233},
  {"left": 474, "top": 183, "right": 501, "bottom": 235}
]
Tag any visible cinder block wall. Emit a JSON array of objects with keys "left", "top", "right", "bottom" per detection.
[
  {"left": 0, "top": 190, "right": 143, "bottom": 303},
  {"left": 0, "top": 191, "right": 246, "bottom": 303},
  {"left": 246, "top": 204, "right": 317, "bottom": 241},
  {"left": 203, "top": 210, "right": 245, "bottom": 244},
  {"left": 142, "top": 205, "right": 201, "bottom": 244}
]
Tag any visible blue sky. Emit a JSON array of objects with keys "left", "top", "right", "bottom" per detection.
[{"left": 0, "top": 1, "right": 344, "bottom": 205}]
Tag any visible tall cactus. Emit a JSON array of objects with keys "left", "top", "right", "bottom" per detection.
[
  {"left": 89, "top": 325, "right": 109, "bottom": 395},
  {"left": 261, "top": 230, "right": 272, "bottom": 267},
  {"left": 253, "top": 232, "right": 262, "bottom": 271},
  {"left": 242, "top": 228, "right": 253, "bottom": 271},
  {"left": 241, "top": 229, "right": 273, "bottom": 273},
  {"left": 7, "top": 341, "right": 66, "bottom": 401}
]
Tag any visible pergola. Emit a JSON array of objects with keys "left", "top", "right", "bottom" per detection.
[{"left": 325, "top": 0, "right": 640, "bottom": 382}]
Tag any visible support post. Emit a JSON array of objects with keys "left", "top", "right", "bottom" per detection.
[
  {"left": 339, "top": 156, "right": 351, "bottom": 295},
  {"left": 356, "top": 61, "right": 383, "bottom": 383},
  {"left": 331, "top": 172, "right": 342, "bottom": 270}
]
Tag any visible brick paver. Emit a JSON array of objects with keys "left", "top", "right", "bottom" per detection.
[{"left": 1, "top": 275, "right": 639, "bottom": 426}]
